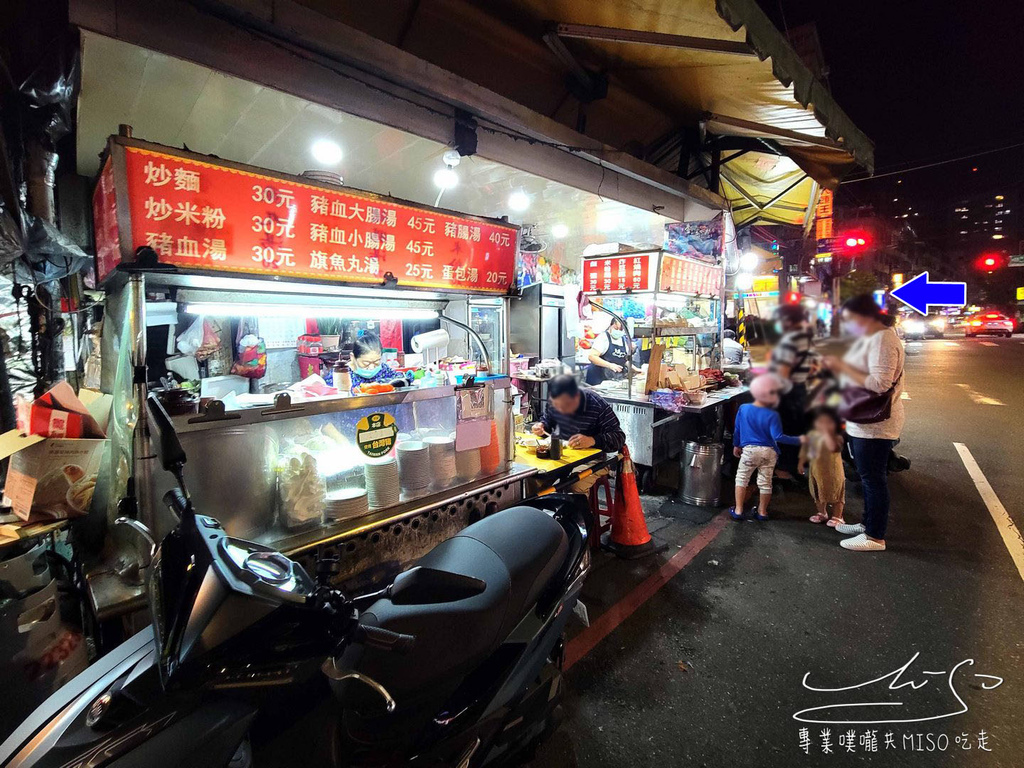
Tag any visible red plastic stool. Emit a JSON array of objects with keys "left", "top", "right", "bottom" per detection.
[{"left": 587, "top": 473, "right": 616, "bottom": 550}]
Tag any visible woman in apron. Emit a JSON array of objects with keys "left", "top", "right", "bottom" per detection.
[{"left": 585, "top": 319, "right": 632, "bottom": 385}]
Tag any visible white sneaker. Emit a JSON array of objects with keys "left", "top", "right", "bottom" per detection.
[
  {"left": 835, "top": 522, "right": 865, "bottom": 535},
  {"left": 840, "top": 534, "right": 886, "bottom": 552}
]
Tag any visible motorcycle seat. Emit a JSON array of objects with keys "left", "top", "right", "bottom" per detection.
[{"left": 334, "top": 506, "right": 568, "bottom": 704}]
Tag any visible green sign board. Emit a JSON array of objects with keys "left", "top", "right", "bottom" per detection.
[{"left": 1009, "top": 254, "right": 1024, "bottom": 268}]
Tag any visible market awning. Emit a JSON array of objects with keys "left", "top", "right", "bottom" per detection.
[
  {"left": 70, "top": 0, "right": 873, "bottom": 231},
  {"left": 282, "top": 0, "right": 873, "bottom": 226}
]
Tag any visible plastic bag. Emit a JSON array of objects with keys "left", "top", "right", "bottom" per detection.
[
  {"left": 230, "top": 333, "right": 267, "bottom": 379},
  {"left": 176, "top": 316, "right": 205, "bottom": 356}
]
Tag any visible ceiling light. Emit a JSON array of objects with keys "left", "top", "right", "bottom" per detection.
[
  {"left": 551, "top": 223, "right": 569, "bottom": 239},
  {"left": 596, "top": 212, "right": 622, "bottom": 233},
  {"left": 992, "top": 234, "right": 1005, "bottom": 240},
  {"left": 442, "top": 149, "right": 462, "bottom": 167},
  {"left": 433, "top": 167, "right": 459, "bottom": 190},
  {"left": 508, "top": 191, "right": 530, "bottom": 212},
  {"left": 739, "top": 251, "right": 759, "bottom": 272},
  {"left": 310, "top": 139, "right": 343, "bottom": 166},
  {"left": 184, "top": 303, "right": 438, "bottom": 321}
]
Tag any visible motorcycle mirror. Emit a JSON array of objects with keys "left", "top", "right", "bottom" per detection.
[{"left": 146, "top": 393, "right": 187, "bottom": 472}]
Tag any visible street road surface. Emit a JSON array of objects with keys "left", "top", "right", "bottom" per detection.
[{"left": 537, "top": 334, "right": 1024, "bottom": 768}]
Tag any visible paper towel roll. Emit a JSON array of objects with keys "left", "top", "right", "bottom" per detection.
[{"left": 411, "top": 328, "right": 450, "bottom": 353}]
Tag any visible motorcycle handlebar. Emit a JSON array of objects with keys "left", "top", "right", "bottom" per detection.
[
  {"left": 163, "top": 488, "right": 189, "bottom": 521},
  {"left": 355, "top": 624, "right": 416, "bottom": 654}
]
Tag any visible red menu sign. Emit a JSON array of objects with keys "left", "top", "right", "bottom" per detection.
[
  {"left": 583, "top": 254, "right": 653, "bottom": 292},
  {"left": 659, "top": 254, "right": 723, "bottom": 295},
  {"left": 111, "top": 145, "right": 518, "bottom": 293},
  {"left": 92, "top": 157, "right": 120, "bottom": 284}
]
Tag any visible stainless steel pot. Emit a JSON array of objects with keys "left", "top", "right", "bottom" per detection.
[{"left": 679, "top": 440, "right": 723, "bottom": 507}]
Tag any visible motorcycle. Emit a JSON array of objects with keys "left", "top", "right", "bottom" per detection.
[{"left": 1, "top": 394, "right": 592, "bottom": 767}]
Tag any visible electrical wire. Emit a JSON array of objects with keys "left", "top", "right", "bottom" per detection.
[{"left": 842, "top": 141, "right": 1024, "bottom": 184}]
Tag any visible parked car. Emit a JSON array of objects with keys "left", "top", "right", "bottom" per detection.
[
  {"left": 901, "top": 314, "right": 947, "bottom": 340},
  {"left": 965, "top": 311, "right": 1014, "bottom": 338}
]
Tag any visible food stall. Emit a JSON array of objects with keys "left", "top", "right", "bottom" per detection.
[
  {"left": 89, "top": 134, "right": 532, "bottom": 613},
  {"left": 579, "top": 237, "right": 745, "bottom": 489}
]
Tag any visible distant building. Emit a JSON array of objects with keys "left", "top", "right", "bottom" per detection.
[{"left": 950, "top": 189, "right": 1019, "bottom": 251}]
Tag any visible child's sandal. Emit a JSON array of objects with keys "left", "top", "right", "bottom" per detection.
[
  {"left": 826, "top": 517, "right": 845, "bottom": 528},
  {"left": 809, "top": 513, "right": 829, "bottom": 524}
]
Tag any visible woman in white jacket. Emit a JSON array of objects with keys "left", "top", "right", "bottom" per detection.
[{"left": 822, "top": 295, "right": 905, "bottom": 553}]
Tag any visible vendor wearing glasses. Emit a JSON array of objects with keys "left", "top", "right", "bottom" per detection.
[{"left": 349, "top": 333, "right": 398, "bottom": 390}]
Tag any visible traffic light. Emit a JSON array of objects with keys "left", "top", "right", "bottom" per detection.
[
  {"left": 839, "top": 231, "right": 871, "bottom": 251},
  {"left": 783, "top": 291, "right": 801, "bottom": 305},
  {"left": 975, "top": 253, "right": 1004, "bottom": 273},
  {"left": 770, "top": 239, "right": 779, "bottom": 253}
]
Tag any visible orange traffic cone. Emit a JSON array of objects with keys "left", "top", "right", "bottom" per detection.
[{"left": 603, "top": 447, "right": 666, "bottom": 559}]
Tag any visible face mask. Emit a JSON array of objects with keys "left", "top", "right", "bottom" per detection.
[
  {"left": 842, "top": 321, "right": 866, "bottom": 338},
  {"left": 354, "top": 363, "right": 382, "bottom": 379},
  {"left": 609, "top": 329, "right": 625, "bottom": 341}
]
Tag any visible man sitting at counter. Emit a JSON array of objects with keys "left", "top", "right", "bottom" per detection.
[{"left": 532, "top": 375, "right": 626, "bottom": 494}]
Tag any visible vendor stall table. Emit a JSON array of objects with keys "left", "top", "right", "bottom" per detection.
[{"left": 596, "top": 385, "right": 748, "bottom": 490}]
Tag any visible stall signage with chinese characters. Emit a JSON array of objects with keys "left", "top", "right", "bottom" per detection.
[
  {"left": 356, "top": 412, "right": 399, "bottom": 458},
  {"left": 583, "top": 254, "right": 653, "bottom": 292},
  {"left": 92, "top": 157, "right": 120, "bottom": 284},
  {"left": 814, "top": 189, "right": 834, "bottom": 260},
  {"left": 116, "top": 145, "right": 518, "bottom": 292},
  {"left": 659, "top": 253, "right": 723, "bottom": 295}
]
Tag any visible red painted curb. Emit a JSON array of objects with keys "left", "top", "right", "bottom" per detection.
[{"left": 565, "top": 512, "right": 730, "bottom": 670}]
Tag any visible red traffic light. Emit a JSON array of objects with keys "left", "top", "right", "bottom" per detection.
[
  {"left": 783, "top": 291, "right": 801, "bottom": 305},
  {"left": 976, "top": 253, "right": 1004, "bottom": 272},
  {"left": 839, "top": 232, "right": 870, "bottom": 251}
]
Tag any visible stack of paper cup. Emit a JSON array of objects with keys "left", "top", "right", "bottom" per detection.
[
  {"left": 365, "top": 457, "right": 401, "bottom": 509},
  {"left": 397, "top": 441, "right": 432, "bottom": 492},
  {"left": 455, "top": 447, "right": 482, "bottom": 481},
  {"left": 424, "top": 436, "right": 457, "bottom": 486}
]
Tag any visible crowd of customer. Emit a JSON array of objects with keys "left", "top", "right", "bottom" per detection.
[{"left": 731, "top": 294, "right": 906, "bottom": 553}]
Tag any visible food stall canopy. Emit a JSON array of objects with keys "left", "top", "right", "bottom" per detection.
[{"left": 281, "top": 0, "right": 872, "bottom": 225}]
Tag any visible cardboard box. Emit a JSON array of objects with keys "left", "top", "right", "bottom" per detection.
[
  {"left": 2, "top": 383, "right": 111, "bottom": 522},
  {"left": 15, "top": 382, "right": 107, "bottom": 439},
  {"left": 0, "top": 433, "right": 108, "bottom": 522}
]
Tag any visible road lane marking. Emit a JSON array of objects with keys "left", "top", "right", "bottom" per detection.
[
  {"left": 954, "top": 443, "right": 1024, "bottom": 583},
  {"left": 955, "top": 383, "right": 1006, "bottom": 406},
  {"left": 564, "top": 512, "right": 729, "bottom": 669},
  {"left": 943, "top": 341, "right": 960, "bottom": 347},
  {"left": 980, "top": 341, "right": 997, "bottom": 347},
  {"left": 900, "top": 391, "right": 911, "bottom": 400}
]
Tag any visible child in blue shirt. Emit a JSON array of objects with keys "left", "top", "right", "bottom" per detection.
[{"left": 731, "top": 374, "right": 804, "bottom": 521}]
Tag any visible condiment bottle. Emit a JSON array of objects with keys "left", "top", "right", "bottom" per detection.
[{"left": 333, "top": 359, "right": 351, "bottom": 391}]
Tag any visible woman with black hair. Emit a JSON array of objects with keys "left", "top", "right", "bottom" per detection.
[
  {"left": 349, "top": 332, "right": 398, "bottom": 390},
  {"left": 822, "top": 294, "right": 905, "bottom": 553}
]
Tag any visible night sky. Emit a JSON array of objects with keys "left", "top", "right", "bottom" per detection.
[{"left": 757, "top": 0, "right": 1024, "bottom": 206}]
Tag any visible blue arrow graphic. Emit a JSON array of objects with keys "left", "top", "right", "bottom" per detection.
[{"left": 890, "top": 272, "right": 966, "bottom": 315}]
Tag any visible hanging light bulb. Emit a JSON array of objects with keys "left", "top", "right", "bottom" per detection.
[
  {"left": 433, "top": 166, "right": 458, "bottom": 190},
  {"left": 551, "top": 223, "right": 569, "bottom": 239},
  {"left": 508, "top": 190, "right": 530, "bottom": 212}
]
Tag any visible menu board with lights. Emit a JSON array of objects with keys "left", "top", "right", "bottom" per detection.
[
  {"left": 582, "top": 253, "right": 655, "bottom": 292},
  {"left": 93, "top": 138, "right": 519, "bottom": 293},
  {"left": 658, "top": 253, "right": 723, "bottom": 295}
]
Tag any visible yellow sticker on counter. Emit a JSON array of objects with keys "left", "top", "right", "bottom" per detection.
[{"left": 356, "top": 412, "right": 398, "bottom": 458}]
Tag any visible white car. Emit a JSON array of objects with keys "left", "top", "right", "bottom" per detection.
[{"left": 965, "top": 311, "right": 1014, "bottom": 338}]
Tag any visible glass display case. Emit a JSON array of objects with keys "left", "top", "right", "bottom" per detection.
[{"left": 143, "top": 380, "right": 515, "bottom": 554}]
